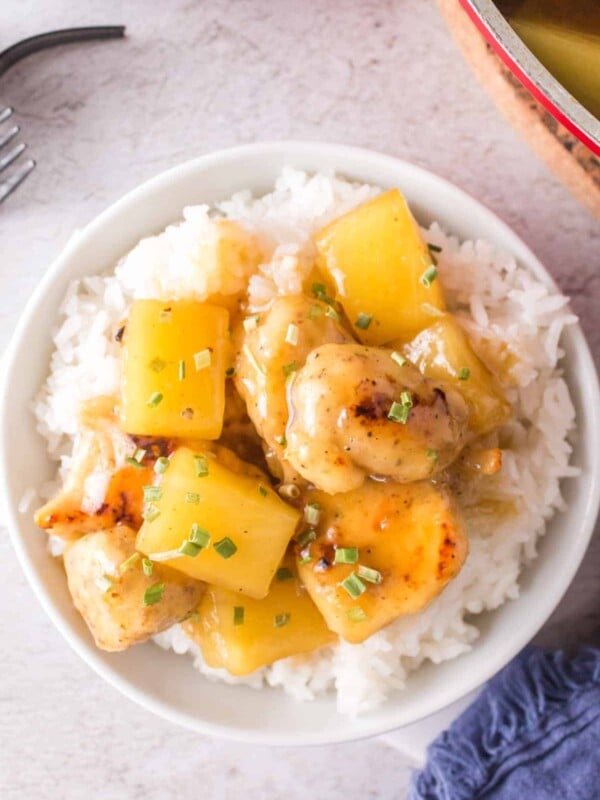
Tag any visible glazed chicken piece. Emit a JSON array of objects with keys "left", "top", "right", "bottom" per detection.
[
  {"left": 63, "top": 525, "right": 204, "bottom": 651},
  {"left": 286, "top": 343, "right": 469, "bottom": 494},
  {"left": 234, "top": 295, "right": 352, "bottom": 480},
  {"left": 35, "top": 396, "right": 171, "bottom": 540}
]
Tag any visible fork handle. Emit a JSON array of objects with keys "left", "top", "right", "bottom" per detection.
[{"left": 0, "top": 26, "right": 126, "bottom": 77}]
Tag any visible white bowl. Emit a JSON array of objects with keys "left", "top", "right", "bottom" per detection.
[{"left": 2, "top": 142, "right": 599, "bottom": 745}]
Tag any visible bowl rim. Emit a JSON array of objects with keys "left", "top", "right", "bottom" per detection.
[{"left": 2, "top": 140, "right": 599, "bottom": 745}]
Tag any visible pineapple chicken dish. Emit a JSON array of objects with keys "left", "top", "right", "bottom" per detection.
[{"left": 35, "top": 187, "right": 512, "bottom": 672}]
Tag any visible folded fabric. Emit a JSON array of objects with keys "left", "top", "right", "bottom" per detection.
[{"left": 409, "top": 646, "right": 600, "bottom": 800}]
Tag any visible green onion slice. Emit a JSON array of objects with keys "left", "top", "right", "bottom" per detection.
[
  {"left": 334, "top": 547, "right": 359, "bottom": 564},
  {"left": 391, "top": 351, "right": 407, "bottom": 367},
  {"left": 298, "top": 554, "right": 312, "bottom": 565},
  {"left": 154, "top": 456, "right": 169, "bottom": 474},
  {"left": 193, "top": 349, "right": 211, "bottom": 371},
  {"left": 143, "top": 485, "right": 163, "bottom": 502},
  {"left": 304, "top": 502, "right": 321, "bottom": 526},
  {"left": 233, "top": 606, "right": 245, "bottom": 625},
  {"left": 347, "top": 607, "right": 368, "bottom": 622},
  {"left": 420, "top": 265, "right": 438, "bottom": 288},
  {"left": 178, "top": 359, "right": 186, "bottom": 381},
  {"left": 119, "top": 552, "right": 141, "bottom": 573},
  {"left": 243, "top": 315, "right": 260, "bottom": 332},
  {"left": 258, "top": 485, "right": 268, "bottom": 497},
  {"left": 194, "top": 454, "right": 209, "bottom": 477},
  {"left": 214, "top": 537, "right": 237, "bottom": 559},
  {"left": 126, "top": 456, "right": 146, "bottom": 469},
  {"left": 400, "top": 391, "right": 413, "bottom": 408},
  {"left": 421, "top": 303, "right": 444, "bottom": 318},
  {"left": 340, "top": 573, "right": 367, "bottom": 599},
  {"left": 143, "top": 503, "right": 161, "bottom": 522},
  {"left": 458, "top": 367, "right": 470, "bottom": 381},
  {"left": 285, "top": 323, "right": 299, "bottom": 346},
  {"left": 143, "top": 583, "right": 165, "bottom": 606},
  {"left": 355, "top": 312, "right": 373, "bottom": 330},
  {"left": 388, "top": 401, "right": 410, "bottom": 424},
  {"left": 282, "top": 361, "right": 299, "bottom": 377},
  {"left": 149, "top": 357, "right": 166, "bottom": 373},
  {"left": 357, "top": 564, "right": 382, "bottom": 584},
  {"left": 189, "top": 524, "right": 210, "bottom": 548},
  {"left": 95, "top": 575, "right": 114, "bottom": 594},
  {"left": 311, "top": 282, "right": 333, "bottom": 304},
  {"left": 179, "top": 540, "right": 202, "bottom": 558},
  {"left": 307, "top": 305, "right": 323, "bottom": 320},
  {"left": 274, "top": 434, "right": 287, "bottom": 447},
  {"left": 426, "top": 448, "right": 439, "bottom": 462},
  {"left": 297, "top": 528, "right": 317, "bottom": 548},
  {"left": 146, "top": 392, "right": 163, "bottom": 408},
  {"left": 185, "top": 492, "right": 201, "bottom": 504},
  {"left": 142, "top": 558, "right": 153, "bottom": 577},
  {"left": 325, "top": 306, "right": 341, "bottom": 322},
  {"left": 273, "top": 612, "right": 290, "bottom": 628}
]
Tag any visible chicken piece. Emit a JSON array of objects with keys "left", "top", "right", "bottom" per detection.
[
  {"left": 63, "top": 525, "right": 204, "bottom": 651},
  {"left": 234, "top": 295, "right": 352, "bottom": 480},
  {"left": 296, "top": 479, "right": 468, "bottom": 643},
  {"left": 286, "top": 344, "right": 469, "bottom": 494},
  {"left": 35, "top": 397, "right": 172, "bottom": 540}
]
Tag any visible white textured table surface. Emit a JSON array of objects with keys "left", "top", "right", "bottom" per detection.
[{"left": 1, "top": 1, "right": 598, "bottom": 798}]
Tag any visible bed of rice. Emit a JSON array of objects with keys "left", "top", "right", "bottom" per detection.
[{"left": 32, "top": 168, "right": 578, "bottom": 716}]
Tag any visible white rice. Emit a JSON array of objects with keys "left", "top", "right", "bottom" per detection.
[{"left": 33, "top": 168, "right": 578, "bottom": 716}]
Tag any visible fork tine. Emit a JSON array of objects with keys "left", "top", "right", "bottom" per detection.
[
  {"left": 0, "top": 157, "right": 35, "bottom": 203},
  {"left": 0, "top": 125, "right": 20, "bottom": 149},
  {"left": 0, "top": 141, "right": 26, "bottom": 173},
  {"left": 0, "top": 107, "right": 14, "bottom": 123}
]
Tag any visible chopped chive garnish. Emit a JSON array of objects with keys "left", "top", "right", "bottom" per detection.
[
  {"left": 400, "top": 391, "right": 413, "bottom": 408},
  {"left": 388, "top": 401, "right": 410, "bottom": 424},
  {"left": 143, "top": 583, "right": 165, "bottom": 606},
  {"left": 233, "top": 606, "right": 245, "bottom": 625},
  {"left": 143, "top": 486, "right": 163, "bottom": 502},
  {"left": 149, "top": 357, "right": 166, "bottom": 373},
  {"left": 285, "top": 323, "right": 299, "bottom": 346},
  {"left": 304, "top": 502, "right": 321, "bottom": 526},
  {"left": 458, "top": 367, "right": 470, "bottom": 381},
  {"left": 159, "top": 308, "right": 172, "bottom": 322},
  {"left": 274, "top": 612, "right": 290, "bottom": 628},
  {"left": 334, "top": 547, "right": 359, "bottom": 564},
  {"left": 146, "top": 391, "right": 163, "bottom": 408},
  {"left": 189, "top": 524, "right": 210, "bottom": 548},
  {"left": 325, "top": 306, "right": 341, "bottom": 322},
  {"left": 154, "top": 457, "right": 169, "bottom": 474},
  {"left": 355, "top": 312, "right": 373, "bottom": 330},
  {"left": 340, "top": 573, "right": 367, "bottom": 599},
  {"left": 427, "top": 448, "right": 439, "bottom": 462},
  {"left": 274, "top": 434, "right": 287, "bottom": 447},
  {"left": 95, "top": 575, "right": 114, "bottom": 593},
  {"left": 299, "top": 554, "right": 312, "bottom": 565},
  {"left": 276, "top": 566, "right": 294, "bottom": 582},
  {"left": 243, "top": 314, "right": 260, "bottom": 332},
  {"left": 185, "top": 492, "right": 200, "bottom": 504},
  {"left": 357, "top": 564, "right": 382, "bottom": 584},
  {"left": 179, "top": 540, "right": 202, "bottom": 558},
  {"left": 312, "top": 282, "right": 333, "bottom": 304},
  {"left": 421, "top": 303, "right": 444, "bottom": 317},
  {"left": 143, "top": 503, "right": 161, "bottom": 522},
  {"left": 193, "top": 349, "right": 211, "bottom": 371},
  {"left": 225, "top": 366, "right": 235, "bottom": 377},
  {"left": 194, "top": 454, "right": 209, "bottom": 477},
  {"left": 214, "top": 537, "right": 237, "bottom": 559},
  {"left": 146, "top": 549, "right": 182, "bottom": 562},
  {"left": 142, "top": 558, "right": 153, "bottom": 577},
  {"left": 282, "top": 361, "right": 299, "bottom": 377},
  {"left": 428, "top": 243, "right": 442, "bottom": 253},
  {"left": 420, "top": 265, "right": 438, "bottom": 288},
  {"left": 297, "top": 528, "right": 317, "bottom": 548},
  {"left": 258, "top": 485, "right": 268, "bottom": 497},
  {"left": 132, "top": 448, "right": 146, "bottom": 463},
  {"left": 119, "top": 552, "right": 141, "bottom": 573},
  {"left": 126, "top": 456, "right": 146, "bottom": 469},
  {"left": 391, "top": 351, "right": 407, "bottom": 367},
  {"left": 178, "top": 359, "right": 186, "bottom": 381},
  {"left": 307, "top": 305, "right": 322, "bottom": 320},
  {"left": 347, "top": 607, "right": 368, "bottom": 622}
]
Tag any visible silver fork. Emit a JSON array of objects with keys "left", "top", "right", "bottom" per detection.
[
  {"left": 0, "top": 107, "right": 35, "bottom": 203},
  {"left": 0, "top": 25, "right": 125, "bottom": 204}
]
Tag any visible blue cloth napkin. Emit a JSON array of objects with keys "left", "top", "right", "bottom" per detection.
[{"left": 409, "top": 647, "right": 600, "bottom": 799}]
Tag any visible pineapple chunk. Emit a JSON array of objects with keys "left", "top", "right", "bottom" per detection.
[
  {"left": 120, "top": 300, "right": 229, "bottom": 439},
  {"left": 403, "top": 316, "right": 511, "bottom": 435},
  {"left": 136, "top": 446, "right": 300, "bottom": 598},
  {"left": 183, "top": 555, "right": 336, "bottom": 675},
  {"left": 314, "top": 189, "right": 444, "bottom": 344},
  {"left": 297, "top": 480, "right": 467, "bottom": 644}
]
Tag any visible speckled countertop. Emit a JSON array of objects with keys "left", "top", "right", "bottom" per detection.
[{"left": 1, "top": 1, "right": 598, "bottom": 798}]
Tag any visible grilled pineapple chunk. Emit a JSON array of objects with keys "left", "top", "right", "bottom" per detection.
[
  {"left": 403, "top": 316, "right": 511, "bottom": 435},
  {"left": 136, "top": 446, "right": 300, "bottom": 598},
  {"left": 314, "top": 189, "right": 444, "bottom": 344},
  {"left": 120, "top": 299, "right": 229, "bottom": 439},
  {"left": 297, "top": 480, "right": 467, "bottom": 643},
  {"left": 183, "top": 555, "right": 336, "bottom": 675}
]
